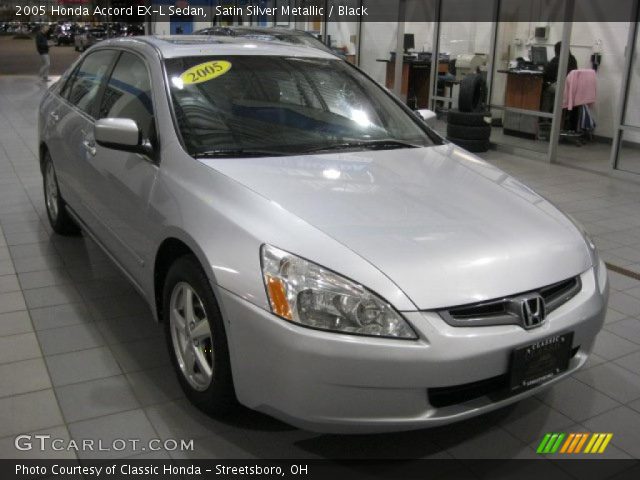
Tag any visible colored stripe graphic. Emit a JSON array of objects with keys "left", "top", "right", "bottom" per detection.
[
  {"left": 585, "top": 433, "right": 614, "bottom": 454},
  {"left": 584, "top": 433, "right": 598, "bottom": 453},
  {"left": 537, "top": 433, "right": 565, "bottom": 453},
  {"left": 598, "top": 434, "right": 613, "bottom": 453},
  {"left": 560, "top": 433, "right": 575, "bottom": 453},
  {"left": 537, "top": 433, "right": 613, "bottom": 454},
  {"left": 544, "top": 433, "right": 559, "bottom": 453},
  {"left": 537, "top": 433, "right": 552, "bottom": 453},
  {"left": 584, "top": 433, "right": 600, "bottom": 453},
  {"left": 574, "top": 433, "right": 589, "bottom": 453},
  {"left": 550, "top": 433, "right": 565, "bottom": 453},
  {"left": 568, "top": 433, "right": 582, "bottom": 453}
]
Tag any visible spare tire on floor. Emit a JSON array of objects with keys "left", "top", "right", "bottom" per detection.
[
  {"left": 446, "top": 136, "right": 491, "bottom": 153},
  {"left": 446, "top": 123, "right": 491, "bottom": 141},
  {"left": 447, "top": 109, "right": 492, "bottom": 127},
  {"left": 458, "top": 74, "right": 488, "bottom": 112}
]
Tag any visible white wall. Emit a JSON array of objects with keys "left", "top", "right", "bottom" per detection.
[
  {"left": 359, "top": 22, "right": 398, "bottom": 85},
  {"left": 326, "top": 22, "right": 358, "bottom": 54},
  {"left": 437, "top": 22, "right": 493, "bottom": 56}
]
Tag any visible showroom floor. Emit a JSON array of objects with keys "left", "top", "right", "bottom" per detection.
[
  {"left": 433, "top": 118, "right": 630, "bottom": 175},
  {"left": 2, "top": 76, "right": 640, "bottom": 467}
]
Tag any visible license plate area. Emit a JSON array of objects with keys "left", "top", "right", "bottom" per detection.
[{"left": 510, "top": 332, "right": 574, "bottom": 393}]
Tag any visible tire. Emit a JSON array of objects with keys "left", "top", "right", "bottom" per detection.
[
  {"left": 446, "top": 136, "right": 491, "bottom": 153},
  {"left": 446, "top": 123, "right": 491, "bottom": 141},
  {"left": 447, "top": 109, "right": 492, "bottom": 127},
  {"left": 458, "top": 74, "right": 488, "bottom": 112},
  {"left": 42, "top": 152, "right": 80, "bottom": 236},
  {"left": 163, "top": 255, "right": 237, "bottom": 416}
]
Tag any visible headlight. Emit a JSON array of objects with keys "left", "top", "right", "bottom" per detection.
[
  {"left": 260, "top": 245, "right": 417, "bottom": 339},
  {"left": 566, "top": 215, "right": 608, "bottom": 292}
]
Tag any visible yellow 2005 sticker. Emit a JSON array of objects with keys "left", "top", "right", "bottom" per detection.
[{"left": 180, "top": 61, "right": 232, "bottom": 85}]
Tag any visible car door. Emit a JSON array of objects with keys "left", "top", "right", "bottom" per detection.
[
  {"left": 51, "top": 49, "right": 118, "bottom": 224},
  {"left": 42, "top": 67, "right": 77, "bottom": 202},
  {"left": 84, "top": 50, "right": 161, "bottom": 286}
]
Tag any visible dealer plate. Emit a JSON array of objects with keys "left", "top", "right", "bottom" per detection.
[{"left": 510, "top": 332, "right": 574, "bottom": 393}]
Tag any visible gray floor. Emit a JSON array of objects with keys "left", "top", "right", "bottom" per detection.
[
  {"left": 3, "top": 76, "right": 640, "bottom": 464},
  {"left": 434, "top": 118, "right": 634, "bottom": 175}
]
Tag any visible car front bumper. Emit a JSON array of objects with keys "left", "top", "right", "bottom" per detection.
[{"left": 219, "top": 266, "right": 607, "bottom": 433}]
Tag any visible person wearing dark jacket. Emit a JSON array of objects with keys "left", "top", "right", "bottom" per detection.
[
  {"left": 35, "top": 25, "right": 50, "bottom": 82},
  {"left": 544, "top": 41, "right": 578, "bottom": 83},
  {"left": 541, "top": 41, "right": 578, "bottom": 112}
]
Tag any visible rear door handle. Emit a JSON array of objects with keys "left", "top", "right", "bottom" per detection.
[{"left": 82, "top": 139, "right": 96, "bottom": 156}]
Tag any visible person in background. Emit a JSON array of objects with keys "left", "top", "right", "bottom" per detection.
[
  {"left": 541, "top": 41, "right": 578, "bottom": 113},
  {"left": 35, "top": 25, "right": 50, "bottom": 82}
]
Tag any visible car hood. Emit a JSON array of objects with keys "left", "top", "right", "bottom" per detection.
[{"left": 200, "top": 145, "right": 592, "bottom": 310}]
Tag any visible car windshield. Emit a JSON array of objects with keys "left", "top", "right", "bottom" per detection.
[{"left": 165, "top": 55, "right": 438, "bottom": 158}]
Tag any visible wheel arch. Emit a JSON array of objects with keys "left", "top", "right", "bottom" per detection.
[{"left": 153, "top": 232, "right": 218, "bottom": 323}]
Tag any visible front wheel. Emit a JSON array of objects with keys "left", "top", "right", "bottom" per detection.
[
  {"left": 43, "top": 152, "right": 80, "bottom": 235},
  {"left": 163, "top": 255, "right": 237, "bottom": 415}
]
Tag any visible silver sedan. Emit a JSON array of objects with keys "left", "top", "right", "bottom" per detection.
[{"left": 38, "top": 36, "right": 608, "bottom": 433}]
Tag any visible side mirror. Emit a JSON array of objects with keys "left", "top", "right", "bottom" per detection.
[
  {"left": 416, "top": 109, "right": 437, "bottom": 126},
  {"left": 94, "top": 118, "right": 153, "bottom": 156}
]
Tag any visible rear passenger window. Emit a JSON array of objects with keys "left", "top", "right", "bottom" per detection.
[
  {"left": 65, "top": 50, "right": 116, "bottom": 117},
  {"left": 99, "top": 52, "right": 155, "bottom": 141}
]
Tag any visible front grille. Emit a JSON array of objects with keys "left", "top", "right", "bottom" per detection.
[
  {"left": 439, "top": 276, "right": 581, "bottom": 328},
  {"left": 539, "top": 277, "right": 581, "bottom": 309},
  {"left": 428, "top": 346, "right": 580, "bottom": 408}
]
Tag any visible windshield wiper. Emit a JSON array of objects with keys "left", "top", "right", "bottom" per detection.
[
  {"left": 301, "top": 139, "right": 421, "bottom": 154},
  {"left": 193, "top": 149, "right": 287, "bottom": 158}
]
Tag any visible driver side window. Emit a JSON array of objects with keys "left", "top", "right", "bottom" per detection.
[
  {"left": 99, "top": 52, "right": 155, "bottom": 142},
  {"left": 64, "top": 50, "right": 117, "bottom": 117}
]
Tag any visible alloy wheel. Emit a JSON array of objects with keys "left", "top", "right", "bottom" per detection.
[
  {"left": 44, "top": 161, "right": 59, "bottom": 222},
  {"left": 169, "top": 281, "right": 214, "bottom": 391}
]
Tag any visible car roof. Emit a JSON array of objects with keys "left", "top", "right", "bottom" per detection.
[
  {"left": 99, "top": 35, "right": 336, "bottom": 59},
  {"left": 229, "top": 26, "right": 311, "bottom": 36},
  {"left": 196, "top": 26, "right": 311, "bottom": 36}
]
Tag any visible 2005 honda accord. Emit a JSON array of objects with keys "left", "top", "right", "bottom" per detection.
[{"left": 38, "top": 36, "right": 608, "bottom": 433}]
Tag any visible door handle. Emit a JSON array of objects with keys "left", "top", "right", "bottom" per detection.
[
  {"left": 82, "top": 139, "right": 96, "bottom": 156},
  {"left": 49, "top": 111, "right": 59, "bottom": 122}
]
